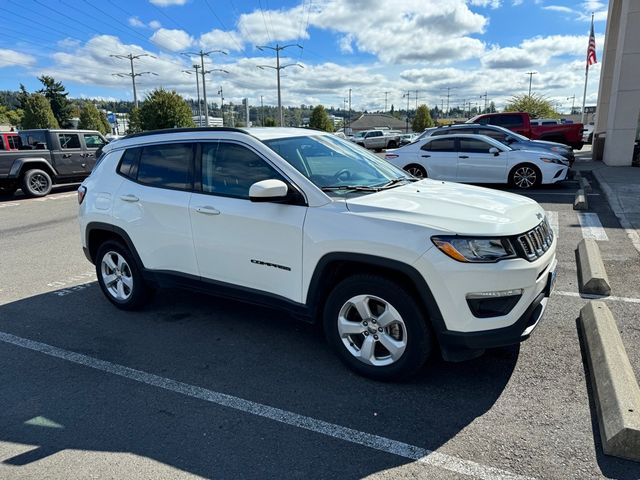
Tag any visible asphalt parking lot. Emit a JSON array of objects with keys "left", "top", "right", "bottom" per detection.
[{"left": 1, "top": 174, "right": 640, "bottom": 479}]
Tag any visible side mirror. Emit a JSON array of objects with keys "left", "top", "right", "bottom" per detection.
[
  {"left": 249, "top": 179, "right": 289, "bottom": 202},
  {"left": 489, "top": 147, "right": 500, "bottom": 156}
]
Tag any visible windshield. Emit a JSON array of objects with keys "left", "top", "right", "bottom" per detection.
[{"left": 264, "top": 135, "right": 413, "bottom": 194}]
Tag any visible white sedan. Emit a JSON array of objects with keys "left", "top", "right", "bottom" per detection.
[{"left": 384, "top": 133, "right": 570, "bottom": 189}]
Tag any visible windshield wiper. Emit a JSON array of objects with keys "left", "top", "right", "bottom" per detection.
[
  {"left": 378, "top": 178, "right": 417, "bottom": 188},
  {"left": 320, "top": 185, "right": 383, "bottom": 192}
]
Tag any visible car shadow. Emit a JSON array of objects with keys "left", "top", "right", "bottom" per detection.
[
  {"left": 0, "top": 286, "right": 520, "bottom": 478},
  {"left": 0, "top": 184, "right": 79, "bottom": 202}
]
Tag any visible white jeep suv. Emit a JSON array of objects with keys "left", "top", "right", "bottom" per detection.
[{"left": 78, "top": 127, "right": 557, "bottom": 380}]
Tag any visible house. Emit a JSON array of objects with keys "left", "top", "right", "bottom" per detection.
[{"left": 349, "top": 113, "right": 408, "bottom": 133}]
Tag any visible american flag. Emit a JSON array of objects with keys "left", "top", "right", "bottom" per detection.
[{"left": 587, "top": 18, "right": 597, "bottom": 66}]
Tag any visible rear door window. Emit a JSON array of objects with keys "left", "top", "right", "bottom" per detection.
[
  {"left": 422, "top": 138, "right": 457, "bottom": 152},
  {"left": 137, "top": 143, "right": 193, "bottom": 191},
  {"left": 83, "top": 134, "right": 107, "bottom": 149},
  {"left": 59, "top": 133, "right": 81, "bottom": 149}
]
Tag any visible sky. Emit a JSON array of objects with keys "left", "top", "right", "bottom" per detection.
[{"left": 0, "top": 0, "right": 608, "bottom": 113}]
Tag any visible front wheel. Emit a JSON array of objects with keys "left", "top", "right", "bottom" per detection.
[
  {"left": 323, "top": 274, "right": 432, "bottom": 381},
  {"left": 96, "top": 241, "right": 154, "bottom": 310},
  {"left": 509, "top": 164, "right": 541, "bottom": 189}
]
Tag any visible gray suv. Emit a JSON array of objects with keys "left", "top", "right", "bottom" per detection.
[{"left": 416, "top": 124, "right": 575, "bottom": 165}]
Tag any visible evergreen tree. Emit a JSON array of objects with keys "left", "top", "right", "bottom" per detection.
[
  {"left": 78, "top": 102, "right": 111, "bottom": 134},
  {"left": 309, "top": 105, "right": 334, "bottom": 132},
  {"left": 38, "top": 76, "right": 72, "bottom": 127},
  {"left": 504, "top": 94, "right": 558, "bottom": 119},
  {"left": 139, "top": 88, "right": 195, "bottom": 131},
  {"left": 21, "top": 94, "right": 59, "bottom": 129},
  {"left": 127, "top": 107, "right": 143, "bottom": 133},
  {"left": 411, "top": 104, "right": 434, "bottom": 132}
]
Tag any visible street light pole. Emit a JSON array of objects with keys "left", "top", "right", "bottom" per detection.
[
  {"left": 110, "top": 53, "right": 156, "bottom": 108},
  {"left": 256, "top": 43, "right": 303, "bottom": 127},
  {"left": 183, "top": 64, "right": 202, "bottom": 126},
  {"left": 402, "top": 91, "right": 410, "bottom": 133},
  {"left": 526, "top": 71, "right": 537, "bottom": 96}
]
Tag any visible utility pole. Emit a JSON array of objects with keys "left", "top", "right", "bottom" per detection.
[
  {"left": 526, "top": 71, "right": 537, "bottom": 96},
  {"left": 414, "top": 90, "right": 419, "bottom": 111},
  {"left": 402, "top": 91, "right": 411, "bottom": 133},
  {"left": 110, "top": 53, "right": 157, "bottom": 108},
  {"left": 445, "top": 87, "right": 451, "bottom": 118},
  {"left": 182, "top": 64, "right": 202, "bottom": 126},
  {"left": 182, "top": 50, "right": 228, "bottom": 126},
  {"left": 218, "top": 87, "right": 224, "bottom": 125},
  {"left": 348, "top": 88, "right": 352, "bottom": 134},
  {"left": 480, "top": 91, "right": 488, "bottom": 113},
  {"left": 567, "top": 94, "right": 576, "bottom": 115},
  {"left": 245, "top": 98, "right": 250, "bottom": 127},
  {"left": 383, "top": 91, "right": 390, "bottom": 112},
  {"left": 257, "top": 43, "right": 303, "bottom": 126},
  {"left": 260, "top": 95, "right": 264, "bottom": 126}
]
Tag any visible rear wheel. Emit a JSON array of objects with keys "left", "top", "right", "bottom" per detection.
[
  {"left": 323, "top": 274, "right": 432, "bottom": 381},
  {"left": 21, "top": 169, "right": 52, "bottom": 197},
  {"left": 509, "top": 164, "right": 541, "bottom": 189},
  {"left": 387, "top": 141, "right": 397, "bottom": 149},
  {"left": 404, "top": 164, "right": 427, "bottom": 179},
  {"left": 96, "top": 241, "right": 154, "bottom": 310}
]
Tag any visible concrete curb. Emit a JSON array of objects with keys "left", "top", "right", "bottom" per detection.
[
  {"left": 591, "top": 169, "right": 640, "bottom": 255},
  {"left": 579, "top": 301, "right": 640, "bottom": 462},
  {"left": 574, "top": 188, "right": 588, "bottom": 210},
  {"left": 579, "top": 176, "right": 593, "bottom": 193},
  {"left": 577, "top": 238, "right": 611, "bottom": 295}
]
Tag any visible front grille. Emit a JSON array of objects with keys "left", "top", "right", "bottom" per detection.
[{"left": 516, "top": 220, "right": 553, "bottom": 261}]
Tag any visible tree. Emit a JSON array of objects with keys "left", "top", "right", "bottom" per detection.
[
  {"left": 21, "top": 94, "right": 59, "bottom": 129},
  {"left": 38, "top": 76, "right": 72, "bottom": 127},
  {"left": 263, "top": 117, "right": 276, "bottom": 127},
  {"left": 78, "top": 102, "right": 111, "bottom": 134},
  {"left": 488, "top": 101, "right": 497, "bottom": 113},
  {"left": 139, "top": 88, "right": 195, "bottom": 131},
  {"left": 412, "top": 104, "right": 434, "bottom": 132},
  {"left": 0, "top": 105, "right": 23, "bottom": 126},
  {"left": 309, "top": 105, "right": 334, "bottom": 132},
  {"left": 504, "top": 94, "right": 558, "bottom": 119},
  {"left": 127, "top": 107, "right": 143, "bottom": 133}
]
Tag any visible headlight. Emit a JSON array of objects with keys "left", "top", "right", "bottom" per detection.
[
  {"left": 540, "top": 157, "right": 567, "bottom": 165},
  {"left": 550, "top": 146, "right": 565, "bottom": 152},
  {"left": 431, "top": 236, "right": 517, "bottom": 263}
]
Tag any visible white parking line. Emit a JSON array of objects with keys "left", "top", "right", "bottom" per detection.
[
  {"left": 577, "top": 212, "right": 609, "bottom": 241},
  {"left": 0, "top": 331, "right": 532, "bottom": 480},
  {"left": 34, "top": 193, "right": 77, "bottom": 202},
  {"left": 554, "top": 290, "right": 640, "bottom": 304},
  {"left": 545, "top": 211, "right": 559, "bottom": 237}
]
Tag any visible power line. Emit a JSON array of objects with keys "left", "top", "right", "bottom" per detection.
[
  {"left": 202, "top": 0, "right": 248, "bottom": 55},
  {"left": 111, "top": 53, "right": 158, "bottom": 108},
  {"left": 182, "top": 49, "right": 228, "bottom": 125},
  {"left": 257, "top": 0, "right": 273, "bottom": 43}
]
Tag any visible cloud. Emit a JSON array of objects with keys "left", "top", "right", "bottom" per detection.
[
  {"left": 149, "top": 0, "right": 187, "bottom": 6},
  {"left": 57, "top": 38, "right": 81, "bottom": 49},
  {"left": 481, "top": 46, "right": 538, "bottom": 69},
  {"left": 543, "top": 5, "right": 574, "bottom": 13},
  {"left": 149, "top": 20, "right": 162, "bottom": 30},
  {"left": 128, "top": 16, "right": 146, "bottom": 28},
  {"left": 0, "top": 49, "right": 36, "bottom": 68},
  {"left": 468, "top": 0, "right": 501, "bottom": 8},
  {"left": 150, "top": 28, "right": 193, "bottom": 52},
  {"left": 237, "top": 5, "right": 309, "bottom": 45},
  {"left": 338, "top": 35, "right": 354, "bottom": 54},
  {"left": 199, "top": 29, "right": 244, "bottom": 52}
]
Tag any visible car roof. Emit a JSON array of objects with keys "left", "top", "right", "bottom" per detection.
[{"left": 239, "top": 127, "right": 331, "bottom": 141}]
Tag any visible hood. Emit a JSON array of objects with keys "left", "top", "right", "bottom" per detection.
[
  {"left": 345, "top": 180, "right": 544, "bottom": 236},
  {"left": 529, "top": 139, "right": 570, "bottom": 149}
]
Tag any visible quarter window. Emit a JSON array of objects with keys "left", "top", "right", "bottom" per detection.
[
  {"left": 59, "top": 133, "right": 81, "bottom": 149},
  {"left": 7, "top": 136, "right": 19, "bottom": 149},
  {"left": 478, "top": 128, "right": 508, "bottom": 142},
  {"left": 201, "top": 142, "right": 284, "bottom": 199},
  {"left": 137, "top": 143, "right": 193, "bottom": 190},
  {"left": 117, "top": 147, "right": 141, "bottom": 180}
]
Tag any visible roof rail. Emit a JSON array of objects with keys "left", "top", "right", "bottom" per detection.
[{"left": 122, "top": 127, "right": 250, "bottom": 140}]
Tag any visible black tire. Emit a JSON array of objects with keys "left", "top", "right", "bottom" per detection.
[
  {"left": 509, "top": 164, "right": 541, "bottom": 189},
  {"left": 404, "top": 164, "right": 427, "bottom": 179},
  {"left": 323, "top": 274, "right": 432, "bottom": 381},
  {"left": 21, "top": 169, "right": 52, "bottom": 197},
  {"left": 95, "top": 240, "right": 154, "bottom": 310},
  {"left": 387, "top": 141, "right": 397, "bottom": 149}
]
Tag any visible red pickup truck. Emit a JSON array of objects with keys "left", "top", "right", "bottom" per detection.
[
  {"left": 468, "top": 112, "right": 584, "bottom": 150},
  {"left": 0, "top": 132, "right": 20, "bottom": 151}
]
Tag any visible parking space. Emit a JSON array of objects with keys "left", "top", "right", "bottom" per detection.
[{"left": 1, "top": 178, "right": 639, "bottom": 479}]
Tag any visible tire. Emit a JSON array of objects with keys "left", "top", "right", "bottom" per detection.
[
  {"left": 95, "top": 241, "right": 154, "bottom": 310},
  {"left": 323, "top": 274, "right": 432, "bottom": 381},
  {"left": 21, "top": 169, "right": 52, "bottom": 197},
  {"left": 387, "top": 141, "right": 397, "bottom": 149},
  {"left": 509, "top": 164, "right": 541, "bottom": 189},
  {"left": 404, "top": 164, "right": 427, "bottom": 179}
]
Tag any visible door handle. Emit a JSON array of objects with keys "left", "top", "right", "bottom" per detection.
[
  {"left": 120, "top": 194, "right": 139, "bottom": 202},
  {"left": 421, "top": 154, "right": 430, "bottom": 158},
  {"left": 195, "top": 206, "right": 220, "bottom": 215},
  {"left": 459, "top": 155, "right": 469, "bottom": 159},
  {"left": 62, "top": 153, "right": 72, "bottom": 158}
]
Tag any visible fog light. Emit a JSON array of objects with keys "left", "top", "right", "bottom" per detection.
[{"left": 466, "top": 289, "right": 523, "bottom": 318}]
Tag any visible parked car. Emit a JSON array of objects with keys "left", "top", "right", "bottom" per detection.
[
  {"left": 420, "top": 123, "right": 575, "bottom": 165},
  {"left": 468, "top": 112, "right": 584, "bottom": 150},
  {"left": 79, "top": 127, "right": 556, "bottom": 380},
  {"left": 582, "top": 122, "right": 594, "bottom": 144},
  {"left": 0, "top": 129, "right": 107, "bottom": 196},
  {"left": 398, "top": 133, "right": 417, "bottom": 146},
  {"left": 351, "top": 130, "right": 371, "bottom": 145},
  {"left": 384, "top": 133, "right": 569, "bottom": 188},
  {"left": 361, "top": 129, "right": 402, "bottom": 151},
  {"left": 0, "top": 132, "right": 20, "bottom": 151}
]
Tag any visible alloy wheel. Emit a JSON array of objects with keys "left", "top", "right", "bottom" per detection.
[
  {"left": 101, "top": 251, "right": 134, "bottom": 301},
  {"left": 513, "top": 167, "right": 537, "bottom": 188},
  {"left": 29, "top": 173, "right": 50, "bottom": 194}
]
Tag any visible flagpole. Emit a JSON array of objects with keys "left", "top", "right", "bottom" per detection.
[{"left": 581, "top": 13, "right": 594, "bottom": 124}]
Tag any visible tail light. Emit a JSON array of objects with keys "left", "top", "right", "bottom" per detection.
[{"left": 77, "top": 186, "right": 87, "bottom": 204}]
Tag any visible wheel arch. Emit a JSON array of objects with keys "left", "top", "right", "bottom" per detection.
[
  {"left": 306, "top": 253, "right": 445, "bottom": 333},
  {"left": 10, "top": 159, "right": 58, "bottom": 181},
  {"left": 509, "top": 162, "right": 542, "bottom": 186},
  {"left": 86, "top": 222, "right": 145, "bottom": 271}
]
